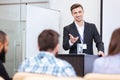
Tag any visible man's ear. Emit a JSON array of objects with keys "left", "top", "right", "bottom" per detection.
[
  {"left": 0, "top": 42, "right": 3, "bottom": 52},
  {"left": 54, "top": 44, "right": 59, "bottom": 53},
  {"left": 38, "top": 45, "right": 40, "bottom": 51}
]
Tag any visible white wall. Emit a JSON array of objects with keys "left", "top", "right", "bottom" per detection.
[
  {"left": 103, "top": 0, "right": 120, "bottom": 54},
  {"left": 26, "top": 6, "right": 60, "bottom": 58},
  {"left": 49, "top": 0, "right": 101, "bottom": 54}
]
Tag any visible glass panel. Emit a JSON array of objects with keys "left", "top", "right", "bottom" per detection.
[
  {"left": 0, "top": 0, "right": 49, "bottom": 77},
  {"left": 0, "top": 4, "right": 21, "bottom": 77}
]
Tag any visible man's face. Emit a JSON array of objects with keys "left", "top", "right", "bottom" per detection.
[{"left": 71, "top": 7, "right": 84, "bottom": 22}]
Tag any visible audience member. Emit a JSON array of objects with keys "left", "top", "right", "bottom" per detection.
[
  {"left": 93, "top": 28, "right": 120, "bottom": 73},
  {"left": 18, "top": 29, "right": 76, "bottom": 77},
  {"left": 0, "top": 30, "right": 10, "bottom": 80}
]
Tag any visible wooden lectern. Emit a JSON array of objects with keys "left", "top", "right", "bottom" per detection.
[{"left": 57, "top": 54, "right": 98, "bottom": 76}]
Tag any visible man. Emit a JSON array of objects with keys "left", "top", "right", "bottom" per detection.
[
  {"left": 18, "top": 29, "right": 76, "bottom": 77},
  {"left": 63, "top": 3, "right": 104, "bottom": 56},
  {"left": 0, "top": 30, "right": 10, "bottom": 80}
]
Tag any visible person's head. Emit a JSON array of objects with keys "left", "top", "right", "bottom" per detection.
[
  {"left": 0, "top": 30, "right": 9, "bottom": 62},
  {"left": 70, "top": 3, "right": 84, "bottom": 22},
  {"left": 38, "top": 29, "right": 59, "bottom": 55},
  {"left": 108, "top": 28, "right": 120, "bottom": 55}
]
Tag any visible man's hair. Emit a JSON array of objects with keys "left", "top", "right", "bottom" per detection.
[
  {"left": 108, "top": 28, "right": 120, "bottom": 55},
  {"left": 0, "top": 30, "right": 6, "bottom": 44},
  {"left": 70, "top": 3, "right": 83, "bottom": 12},
  {"left": 38, "top": 29, "right": 59, "bottom": 51}
]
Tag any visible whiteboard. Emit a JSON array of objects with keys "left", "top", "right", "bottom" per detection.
[
  {"left": 26, "top": 5, "right": 60, "bottom": 58},
  {"left": 103, "top": 0, "right": 120, "bottom": 54}
]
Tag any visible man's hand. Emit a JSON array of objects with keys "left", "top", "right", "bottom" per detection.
[
  {"left": 98, "top": 51, "right": 105, "bottom": 57},
  {"left": 69, "top": 34, "right": 79, "bottom": 44}
]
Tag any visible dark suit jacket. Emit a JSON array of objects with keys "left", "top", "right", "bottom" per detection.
[{"left": 63, "top": 22, "right": 104, "bottom": 55}]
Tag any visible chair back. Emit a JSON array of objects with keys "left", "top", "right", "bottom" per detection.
[
  {"left": 24, "top": 76, "right": 85, "bottom": 80},
  {"left": 84, "top": 73, "right": 120, "bottom": 80},
  {"left": 13, "top": 72, "right": 53, "bottom": 80},
  {"left": 13, "top": 72, "right": 85, "bottom": 80},
  {"left": 0, "top": 77, "right": 4, "bottom": 80}
]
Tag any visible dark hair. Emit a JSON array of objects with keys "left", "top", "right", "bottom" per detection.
[
  {"left": 108, "top": 28, "right": 120, "bottom": 55},
  {"left": 70, "top": 3, "right": 83, "bottom": 12},
  {"left": 0, "top": 30, "right": 6, "bottom": 44},
  {"left": 38, "top": 29, "right": 59, "bottom": 51}
]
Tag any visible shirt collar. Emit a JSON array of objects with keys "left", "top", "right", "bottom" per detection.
[
  {"left": 74, "top": 21, "right": 85, "bottom": 28},
  {"left": 39, "top": 51, "right": 55, "bottom": 57}
]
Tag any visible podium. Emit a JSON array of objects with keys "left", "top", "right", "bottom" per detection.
[{"left": 57, "top": 54, "right": 98, "bottom": 76}]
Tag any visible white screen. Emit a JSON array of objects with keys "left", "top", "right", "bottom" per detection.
[{"left": 26, "top": 5, "right": 60, "bottom": 58}]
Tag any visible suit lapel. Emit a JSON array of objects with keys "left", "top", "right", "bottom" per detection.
[
  {"left": 84, "top": 22, "right": 88, "bottom": 43},
  {"left": 71, "top": 22, "right": 80, "bottom": 43},
  {"left": 71, "top": 22, "right": 79, "bottom": 37}
]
